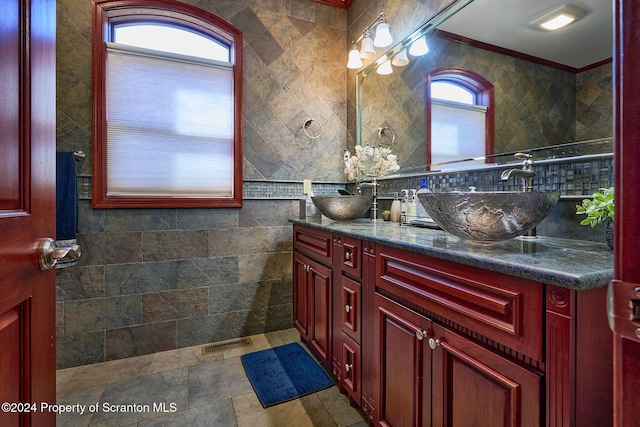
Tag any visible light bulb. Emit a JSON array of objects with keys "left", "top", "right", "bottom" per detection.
[
  {"left": 347, "top": 47, "right": 363, "bottom": 69},
  {"left": 409, "top": 35, "right": 429, "bottom": 56},
  {"left": 359, "top": 33, "right": 375, "bottom": 58},
  {"left": 391, "top": 49, "right": 409, "bottom": 66},
  {"left": 373, "top": 22, "right": 393, "bottom": 48},
  {"left": 377, "top": 57, "right": 393, "bottom": 75}
]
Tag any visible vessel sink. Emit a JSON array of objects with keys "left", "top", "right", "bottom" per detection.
[
  {"left": 311, "top": 195, "right": 373, "bottom": 221},
  {"left": 417, "top": 191, "right": 560, "bottom": 241}
]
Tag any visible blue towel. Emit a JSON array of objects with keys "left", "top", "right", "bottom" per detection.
[{"left": 56, "top": 152, "right": 78, "bottom": 240}]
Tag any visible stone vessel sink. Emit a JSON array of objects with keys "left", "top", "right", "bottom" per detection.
[
  {"left": 312, "top": 195, "right": 373, "bottom": 221},
  {"left": 417, "top": 191, "right": 560, "bottom": 241}
]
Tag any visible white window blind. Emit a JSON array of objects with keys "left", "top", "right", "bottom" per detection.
[
  {"left": 431, "top": 99, "right": 487, "bottom": 170},
  {"left": 106, "top": 44, "right": 234, "bottom": 197}
]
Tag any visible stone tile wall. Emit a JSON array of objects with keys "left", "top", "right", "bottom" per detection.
[{"left": 56, "top": 0, "right": 352, "bottom": 369}]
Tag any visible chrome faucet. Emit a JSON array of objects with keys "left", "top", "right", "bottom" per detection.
[
  {"left": 359, "top": 175, "right": 379, "bottom": 220},
  {"left": 500, "top": 153, "right": 535, "bottom": 192}
]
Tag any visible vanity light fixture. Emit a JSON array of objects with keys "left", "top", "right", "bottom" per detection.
[
  {"left": 347, "top": 43, "right": 364, "bottom": 69},
  {"left": 376, "top": 57, "right": 393, "bottom": 75},
  {"left": 531, "top": 4, "right": 587, "bottom": 31},
  {"left": 359, "top": 31, "right": 376, "bottom": 58},
  {"left": 391, "top": 49, "right": 409, "bottom": 66},
  {"left": 409, "top": 35, "right": 429, "bottom": 56},
  {"left": 346, "top": 13, "right": 393, "bottom": 69}
]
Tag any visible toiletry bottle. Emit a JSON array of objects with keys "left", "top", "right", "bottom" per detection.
[
  {"left": 390, "top": 192, "right": 401, "bottom": 222},
  {"left": 399, "top": 189, "right": 409, "bottom": 224},
  {"left": 406, "top": 189, "right": 418, "bottom": 221},
  {"left": 416, "top": 178, "right": 431, "bottom": 218}
]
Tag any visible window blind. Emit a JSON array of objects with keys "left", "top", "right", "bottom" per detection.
[
  {"left": 106, "top": 45, "right": 234, "bottom": 197},
  {"left": 431, "top": 100, "right": 487, "bottom": 170}
]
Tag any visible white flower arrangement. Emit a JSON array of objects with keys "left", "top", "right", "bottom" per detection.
[{"left": 343, "top": 145, "right": 400, "bottom": 193}]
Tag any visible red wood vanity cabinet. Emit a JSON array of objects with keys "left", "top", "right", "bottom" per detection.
[{"left": 292, "top": 225, "right": 613, "bottom": 426}]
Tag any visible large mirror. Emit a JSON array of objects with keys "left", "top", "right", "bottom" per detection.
[{"left": 357, "top": 0, "right": 613, "bottom": 174}]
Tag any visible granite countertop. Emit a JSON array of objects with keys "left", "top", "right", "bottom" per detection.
[{"left": 290, "top": 218, "right": 614, "bottom": 291}]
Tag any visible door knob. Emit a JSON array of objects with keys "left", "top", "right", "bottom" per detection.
[
  {"left": 428, "top": 338, "right": 441, "bottom": 350},
  {"left": 38, "top": 238, "right": 81, "bottom": 270}
]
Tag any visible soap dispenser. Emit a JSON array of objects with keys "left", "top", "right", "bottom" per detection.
[
  {"left": 390, "top": 192, "right": 401, "bottom": 222},
  {"left": 406, "top": 189, "right": 418, "bottom": 221},
  {"left": 400, "top": 189, "right": 409, "bottom": 224},
  {"left": 416, "top": 178, "right": 431, "bottom": 219}
]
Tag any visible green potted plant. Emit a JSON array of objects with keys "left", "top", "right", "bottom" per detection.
[{"left": 576, "top": 187, "right": 614, "bottom": 249}]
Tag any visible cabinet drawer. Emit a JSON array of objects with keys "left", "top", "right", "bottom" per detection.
[
  {"left": 294, "top": 226, "right": 332, "bottom": 266},
  {"left": 340, "top": 274, "right": 361, "bottom": 343},
  {"left": 377, "top": 245, "right": 543, "bottom": 362},
  {"left": 335, "top": 235, "right": 362, "bottom": 279}
]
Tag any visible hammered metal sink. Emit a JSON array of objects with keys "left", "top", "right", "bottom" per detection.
[
  {"left": 417, "top": 191, "right": 560, "bottom": 241},
  {"left": 311, "top": 195, "right": 373, "bottom": 221}
]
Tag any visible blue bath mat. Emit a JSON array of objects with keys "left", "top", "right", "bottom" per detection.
[{"left": 241, "top": 342, "right": 334, "bottom": 408}]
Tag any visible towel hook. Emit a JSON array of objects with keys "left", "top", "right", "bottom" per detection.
[
  {"left": 303, "top": 118, "right": 323, "bottom": 139},
  {"left": 378, "top": 126, "right": 396, "bottom": 146}
]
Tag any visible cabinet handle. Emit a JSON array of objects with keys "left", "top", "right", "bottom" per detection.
[
  {"left": 345, "top": 251, "right": 351, "bottom": 261},
  {"left": 345, "top": 304, "right": 352, "bottom": 313},
  {"left": 345, "top": 363, "right": 352, "bottom": 372},
  {"left": 416, "top": 329, "right": 427, "bottom": 341},
  {"left": 304, "top": 264, "right": 312, "bottom": 272},
  {"left": 428, "top": 338, "right": 441, "bottom": 350}
]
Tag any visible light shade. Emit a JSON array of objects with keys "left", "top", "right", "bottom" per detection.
[
  {"left": 409, "top": 35, "right": 429, "bottom": 56},
  {"left": 373, "top": 22, "right": 393, "bottom": 48},
  {"left": 376, "top": 57, "right": 393, "bottom": 75},
  {"left": 359, "top": 33, "right": 375, "bottom": 58},
  {"left": 392, "top": 49, "right": 409, "bottom": 66},
  {"left": 531, "top": 4, "right": 587, "bottom": 31},
  {"left": 347, "top": 47, "right": 363, "bottom": 69}
]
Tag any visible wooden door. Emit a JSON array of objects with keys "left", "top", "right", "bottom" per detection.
[
  {"left": 374, "top": 294, "right": 432, "bottom": 427},
  {"left": 611, "top": 1, "right": 640, "bottom": 425},
  {"left": 430, "top": 325, "right": 542, "bottom": 427},
  {"left": 0, "top": 0, "right": 57, "bottom": 426}
]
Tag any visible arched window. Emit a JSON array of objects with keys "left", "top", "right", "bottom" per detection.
[
  {"left": 426, "top": 68, "right": 494, "bottom": 170},
  {"left": 92, "top": 0, "right": 243, "bottom": 208}
]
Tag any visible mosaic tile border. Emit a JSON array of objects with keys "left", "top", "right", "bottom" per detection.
[
  {"left": 363, "top": 154, "right": 614, "bottom": 199},
  {"left": 76, "top": 176, "right": 345, "bottom": 201},
  {"left": 76, "top": 155, "right": 612, "bottom": 202}
]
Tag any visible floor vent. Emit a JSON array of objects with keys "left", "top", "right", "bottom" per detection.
[{"left": 201, "top": 337, "right": 253, "bottom": 355}]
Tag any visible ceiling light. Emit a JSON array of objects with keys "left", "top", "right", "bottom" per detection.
[{"left": 531, "top": 4, "right": 587, "bottom": 31}]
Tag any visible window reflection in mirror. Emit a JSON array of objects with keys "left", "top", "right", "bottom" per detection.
[{"left": 356, "top": 0, "right": 613, "bottom": 175}]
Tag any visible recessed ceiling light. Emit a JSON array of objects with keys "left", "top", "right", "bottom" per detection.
[{"left": 531, "top": 4, "right": 587, "bottom": 31}]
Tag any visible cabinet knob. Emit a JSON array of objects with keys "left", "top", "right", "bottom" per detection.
[
  {"left": 416, "top": 329, "right": 427, "bottom": 341},
  {"left": 345, "top": 304, "right": 352, "bottom": 313},
  {"left": 345, "top": 363, "right": 352, "bottom": 372},
  {"left": 304, "top": 264, "right": 312, "bottom": 272},
  {"left": 428, "top": 338, "right": 441, "bottom": 350},
  {"left": 345, "top": 251, "right": 351, "bottom": 261}
]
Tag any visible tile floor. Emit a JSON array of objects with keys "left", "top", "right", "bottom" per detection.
[{"left": 56, "top": 328, "right": 368, "bottom": 427}]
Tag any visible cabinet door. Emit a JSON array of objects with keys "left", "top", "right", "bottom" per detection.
[
  {"left": 293, "top": 252, "right": 310, "bottom": 341},
  {"left": 341, "top": 274, "right": 361, "bottom": 343},
  {"left": 310, "top": 259, "right": 332, "bottom": 366},
  {"left": 374, "top": 294, "right": 432, "bottom": 427},
  {"left": 341, "top": 332, "right": 361, "bottom": 407},
  {"left": 431, "top": 325, "right": 542, "bottom": 427}
]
